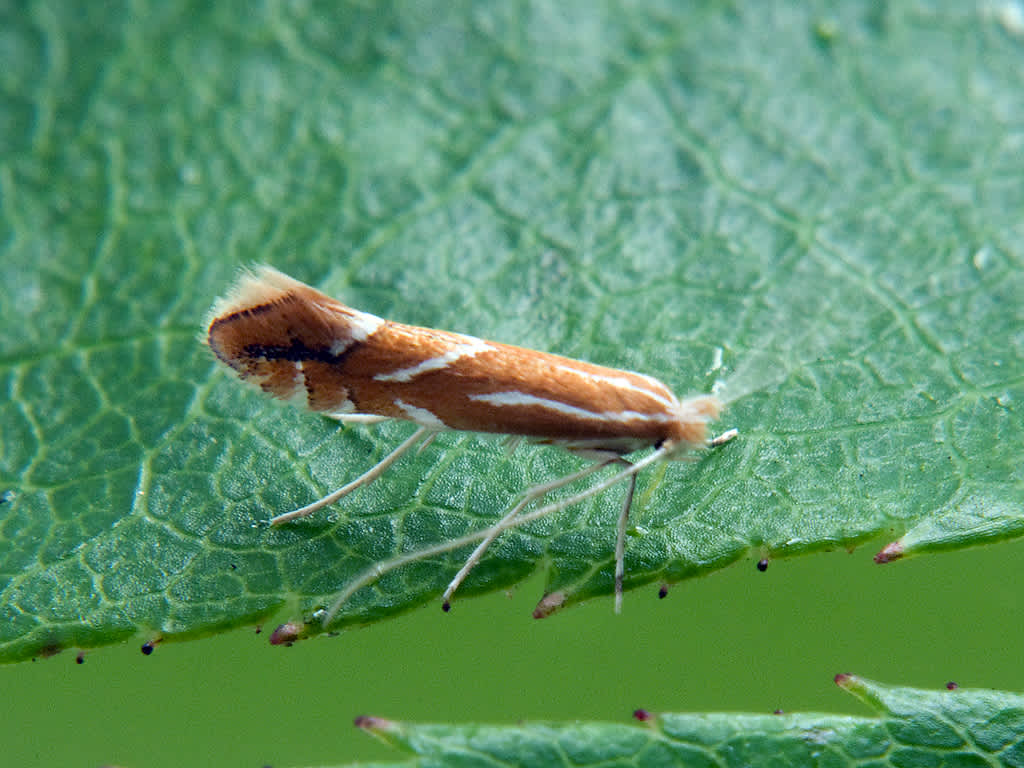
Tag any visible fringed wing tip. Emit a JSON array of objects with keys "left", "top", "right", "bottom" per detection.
[{"left": 203, "top": 265, "right": 307, "bottom": 336}]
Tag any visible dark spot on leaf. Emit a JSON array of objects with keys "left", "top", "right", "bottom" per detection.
[
  {"left": 354, "top": 715, "right": 394, "bottom": 731},
  {"left": 757, "top": 558, "right": 769, "bottom": 572},
  {"left": 874, "top": 541, "right": 904, "bottom": 563},
  {"left": 269, "top": 622, "right": 301, "bottom": 646},
  {"left": 37, "top": 642, "right": 62, "bottom": 659}
]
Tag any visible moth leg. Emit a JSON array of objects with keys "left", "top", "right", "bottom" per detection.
[
  {"left": 608, "top": 432, "right": 734, "bottom": 609},
  {"left": 325, "top": 413, "right": 393, "bottom": 425},
  {"left": 321, "top": 444, "right": 676, "bottom": 626},
  {"left": 441, "top": 458, "right": 618, "bottom": 611},
  {"left": 709, "top": 427, "right": 739, "bottom": 448},
  {"left": 613, "top": 465, "right": 638, "bottom": 614},
  {"left": 270, "top": 426, "right": 435, "bottom": 525},
  {"left": 607, "top": 431, "right": 735, "bottom": 606},
  {"left": 502, "top": 435, "right": 524, "bottom": 455},
  {"left": 416, "top": 431, "right": 440, "bottom": 454}
]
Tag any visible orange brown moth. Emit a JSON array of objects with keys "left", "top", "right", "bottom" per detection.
[{"left": 206, "top": 266, "right": 734, "bottom": 624}]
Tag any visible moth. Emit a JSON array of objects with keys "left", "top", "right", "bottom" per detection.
[{"left": 206, "top": 266, "right": 733, "bottom": 623}]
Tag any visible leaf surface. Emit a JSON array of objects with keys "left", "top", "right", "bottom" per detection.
[
  {"left": 348, "top": 676, "right": 1024, "bottom": 768},
  {"left": 1, "top": 1, "right": 1021, "bottom": 660}
]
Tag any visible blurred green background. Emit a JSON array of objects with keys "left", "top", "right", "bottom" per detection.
[{"left": 4, "top": 536, "right": 1023, "bottom": 766}]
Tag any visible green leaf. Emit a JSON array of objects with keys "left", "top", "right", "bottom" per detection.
[
  {"left": 1, "top": 1, "right": 1021, "bottom": 661},
  {"left": 349, "top": 676, "right": 1024, "bottom": 768}
]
